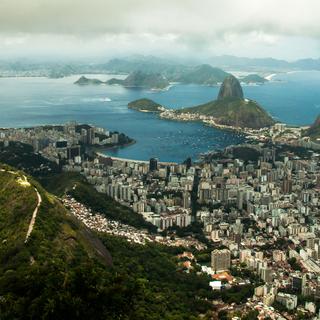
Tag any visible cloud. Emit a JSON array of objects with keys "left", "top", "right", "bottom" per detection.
[{"left": 0, "top": 0, "right": 319, "bottom": 60}]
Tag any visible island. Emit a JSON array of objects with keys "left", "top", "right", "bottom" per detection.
[
  {"left": 107, "top": 71, "right": 170, "bottom": 90},
  {"left": 128, "top": 98, "right": 164, "bottom": 112},
  {"left": 74, "top": 76, "right": 104, "bottom": 85},
  {"left": 128, "top": 75, "right": 275, "bottom": 132},
  {"left": 240, "top": 74, "right": 268, "bottom": 84}
]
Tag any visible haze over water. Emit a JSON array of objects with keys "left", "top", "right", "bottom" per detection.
[{"left": 0, "top": 71, "right": 320, "bottom": 162}]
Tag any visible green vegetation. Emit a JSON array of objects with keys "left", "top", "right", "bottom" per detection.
[
  {"left": 0, "top": 141, "right": 60, "bottom": 176},
  {"left": 179, "top": 97, "right": 275, "bottom": 129},
  {"left": 242, "top": 309, "right": 259, "bottom": 320},
  {"left": 69, "top": 179, "right": 158, "bottom": 233},
  {"left": 0, "top": 166, "right": 218, "bottom": 319},
  {"left": 128, "top": 98, "right": 163, "bottom": 112},
  {"left": 179, "top": 75, "right": 274, "bottom": 129},
  {"left": 40, "top": 171, "right": 158, "bottom": 233},
  {"left": 305, "top": 114, "right": 320, "bottom": 140},
  {"left": 287, "top": 257, "right": 302, "bottom": 271},
  {"left": 99, "top": 234, "right": 215, "bottom": 319},
  {"left": 240, "top": 74, "right": 267, "bottom": 84},
  {"left": 229, "top": 146, "right": 261, "bottom": 162},
  {"left": 211, "top": 284, "right": 254, "bottom": 304},
  {"left": 173, "top": 64, "right": 229, "bottom": 85},
  {"left": 0, "top": 143, "right": 154, "bottom": 232},
  {"left": 74, "top": 76, "right": 104, "bottom": 85},
  {"left": 107, "top": 71, "right": 170, "bottom": 89}
]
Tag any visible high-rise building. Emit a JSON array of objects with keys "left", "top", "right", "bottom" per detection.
[
  {"left": 211, "top": 249, "right": 231, "bottom": 272},
  {"left": 87, "top": 127, "right": 95, "bottom": 145},
  {"left": 149, "top": 158, "right": 158, "bottom": 172},
  {"left": 185, "top": 157, "right": 192, "bottom": 170},
  {"left": 67, "top": 145, "right": 81, "bottom": 160},
  {"left": 282, "top": 175, "right": 293, "bottom": 194},
  {"left": 260, "top": 267, "right": 272, "bottom": 283}
]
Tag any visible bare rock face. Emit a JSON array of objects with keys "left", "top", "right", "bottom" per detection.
[{"left": 218, "top": 75, "right": 244, "bottom": 100}]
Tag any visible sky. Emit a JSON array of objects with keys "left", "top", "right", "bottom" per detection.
[{"left": 0, "top": 0, "right": 319, "bottom": 61}]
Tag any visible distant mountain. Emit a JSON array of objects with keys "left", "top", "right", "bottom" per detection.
[
  {"left": 107, "top": 71, "right": 170, "bottom": 89},
  {"left": 104, "top": 57, "right": 230, "bottom": 85},
  {"left": 179, "top": 75, "right": 274, "bottom": 129},
  {"left": 103, "top": 55, "right": 182, "bottom": 74},
  {"left": 240, "top": 74, "right": 267, "bottom": 84},
  {"left": 74, "top": 75, "right": 104, "bottom": 85},
  {"left": 172, "top": 64, "right": 230, "bottom": 85},
  {"left": 209, "top": 55, "right": 320, "bottom": 71},
  {"left": 128, "top": 98, "right": 163, "bottom": 112}
]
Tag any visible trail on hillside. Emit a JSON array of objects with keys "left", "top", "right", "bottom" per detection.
[
  {"left": 0, "top": 168, "right": 42, "bottom": 243},
  {"left": 25, "top": 188, "right": 42, "bottom": 243}
]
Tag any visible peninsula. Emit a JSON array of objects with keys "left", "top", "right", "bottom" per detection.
[{"left": 128, "top": 75, "right": 275, "bottom": 133}]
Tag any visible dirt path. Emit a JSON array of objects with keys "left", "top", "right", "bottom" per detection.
[
  {"left": 25, "top": 187, "right": 42, "bottom": 243},
  {"left": 0, "top": 168, "right": 42, "bottom": 243}
]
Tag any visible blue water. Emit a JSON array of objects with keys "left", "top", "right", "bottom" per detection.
[{"left": 0, "top": 71, "right": 319, "bottom": 162}]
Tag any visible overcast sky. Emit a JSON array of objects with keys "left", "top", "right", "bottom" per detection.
[{"left": 0, "top": 0, "right": 319, "bottom": 61}]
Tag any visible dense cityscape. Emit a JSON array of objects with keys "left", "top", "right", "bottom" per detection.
[
  {"left": 2, "top": 120, "right": 320, "bottom": 319},
  {"left": 2, "top": 1, "right": 320, "bottom": 319}
]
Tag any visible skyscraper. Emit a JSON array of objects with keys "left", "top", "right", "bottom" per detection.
[
  {"left": 149, "top": 158, "right": 158, "bottom": 172},
  {"left": 211, "top": 249, "right": 231, "bottom": 272}
]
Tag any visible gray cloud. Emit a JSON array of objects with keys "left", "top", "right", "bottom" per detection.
[{"left": 0, "top": 0, "right": 319, "bottom": 60}]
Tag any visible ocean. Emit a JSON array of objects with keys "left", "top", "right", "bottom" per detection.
[{"left": 0, "top": 71, "right": 319, "bottom": 162}]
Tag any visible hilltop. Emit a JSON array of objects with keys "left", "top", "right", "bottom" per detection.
[
  {"left": 128, "top": 98, "right": 163, "bottom": 112},
  {"left": 240, "top": 74, "right": 267, "bottom": 84},
  {"left": 107, "top": 71, "right": 170, "bottom": 89},
  {"left": 179, "top": 75, "right": 274, "bottom": 129},
  {"left": 128, "top": 76, "right": 274, "bottom": 130},
  {"left": 172, "top": 64, "right": 230, "bottom": 85},
  {"left": 74, "top": 75, "right": 104, "bottom": 85},
  {"left": 180, "top": 97, "right": 274, "bottom": 129}
]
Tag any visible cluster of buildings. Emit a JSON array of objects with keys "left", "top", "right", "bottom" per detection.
[
  {"left": 0, "top": 122, "right": 124, "bottom": 164},
  {"left": 4, "top": 120, "right": 320, "bottom": 316},
  {"left": 196, "top": 143, "right": 320, "bottom": 317},
  {"left": 159, "top": 108, "right": 270, "bottom": 136},
  {"left": 62, "top": 195, "right": 205, "bottom": 249},
  {"left": 64, "top": 155, "right": 194, "bottom": 231}
]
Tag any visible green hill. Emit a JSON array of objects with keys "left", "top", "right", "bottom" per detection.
[
  {"left": 107, "top": 71, "right": 170, "bottom": 89},
  {"left": 0, "top": 164, "right": 216, "bottom": 319},
  {"left": 240, "top": 74, "right": 267, "bottom": 84},
  {"left": 74, "top": 76, "right": 104, "bottom": 85},
  {"left": 173, "top": 64, "right": 230, "bottom": 85},
  {"left": 179, "top": 75, "right": 274, "bottom": 129},
  {"left": 128, "top": 98, "right": 163, "bottom": 112}
]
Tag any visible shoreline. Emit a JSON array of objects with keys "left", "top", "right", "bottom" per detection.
[{"left": 96, "top": 151, "right": 178, "bottom": 165}]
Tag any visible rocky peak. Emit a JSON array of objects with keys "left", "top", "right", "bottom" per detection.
[{"left": 217, "top": 75, "right": 244, "bottom": 100}]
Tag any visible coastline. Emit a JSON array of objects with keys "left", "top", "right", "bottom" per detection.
[
  {"left": 89, "top": 139, "right": 136, "bottom": 152},
  {"left": 96, "top": 151, "right": 177, "bottom": 165}
]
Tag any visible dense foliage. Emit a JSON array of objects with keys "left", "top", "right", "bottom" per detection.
[{"left": 0, "top": 167, "right": 215, "bottom": 319}]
